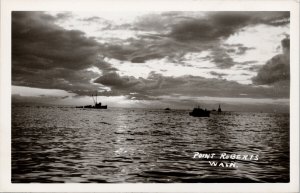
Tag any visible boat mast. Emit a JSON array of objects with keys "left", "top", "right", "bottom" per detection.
[
  {"left": 91, "top": 94, "right": 96, "bottom": 105},
  {"left": 95, "top": 92, "right": 97, "bottom": 104}
]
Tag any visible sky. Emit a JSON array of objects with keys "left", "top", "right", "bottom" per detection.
[{"left": 11, "top": 11, "right": 290, "bottom": 112}]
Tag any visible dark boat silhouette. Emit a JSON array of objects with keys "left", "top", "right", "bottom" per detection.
[
  {"left": 189, "top": 106, "right": 210, "bottom": 117},
  {"left": 165, "top": 108, "right": 171, "bottom": 111},
  {"left": 76, "top": 93, "right": 107, "bottom": 109},
  {"left": 84, "top": 102, "right": 107, "bottom": 109},
  {"left": 218, "top": 104, "right": 222, "bottom": 113}
]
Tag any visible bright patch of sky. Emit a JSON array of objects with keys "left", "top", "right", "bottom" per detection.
[
  {"left": 225, "top": 24, "right": 289, "bottom": 64},
  {"left": 12, "top": 86, "right": 76, "bottom": 97}
]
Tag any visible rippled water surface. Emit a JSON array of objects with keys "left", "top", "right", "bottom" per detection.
[{"left": 12, "top": 105, "right": 289, "bottom": 183}]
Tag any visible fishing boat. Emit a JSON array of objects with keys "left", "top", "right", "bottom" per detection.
[
  {"left": 76, "top": 93, "right": 107, "bottom": 109},
  {"left": 189, "top": 106, "right": 210, "bottom": 117},
  {"left": 92, "top": 102, "right": 107, "bottom": 109}
]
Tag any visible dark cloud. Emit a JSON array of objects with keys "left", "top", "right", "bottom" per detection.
[
  {"left": 171, "top": 12, "right": 251, "bottom": 41},
  {"left": 252, "top": 38, "right": 290, "bottom": 85},
  {"left": 94, "top": 72, "right": 140, "bottom": 89},
  {"left": 12, "top": 11, "right": 117, "bottom": 95},
  {"left": 236, "top": 46, "right": 255, "bottom": 55},
  {"left": 93, "top": 71, "right": 289, "bottom": 99},
  {"left": 247, "top": 64, "right": 262, "bottom": 72},
  {"left": 168, "top": 12, "right": 289, "bottom": 42},
  {"left": 101, "top": 37, "right": 202, "bottom": 63},
  {"left": 131, "top": 53, "right": 163, "bottom": 63},
  {"left": 100, "top": 39, "right": 140, "bottom": 61},
  {"left": 210, "top": 71, "right": 227, "bottom": 78},
  {"left": 102, "top": 12, "right": 289, "bottom": 66},
  {"left": 188, "top": 46, "right": 237, "bottom": 68},
  {"left": 95, "top": 71, "right": 163, "bottom": 94},
  {"left": 257, "top": 12, "right": 290, "bottom": 26},
  {"left": 281, "top": 37, "right": 290, "bottom": 55},
  {"left": 223, "top": 44, "right": 255, "bottom": 55},
  {"left": 211, "top": 48, "right": 236, "bottom": 68},
  {"left": 12, "top": 12, "right": 101, "bottom": 70},
  {"left": 55, "top": 12, "right": 73, "bottom": 21}
]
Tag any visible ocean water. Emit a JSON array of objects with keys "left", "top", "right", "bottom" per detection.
[{"left": 12, "top": 105, "right": 289, "bottom": 183}]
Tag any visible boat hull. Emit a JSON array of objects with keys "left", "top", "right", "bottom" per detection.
[
  {"left": 93, "top": 105, "right": 107, "bottom": 109},
  {"left": 76, "top": 105, "right": 107, "bottom": 109},
  {"left": 189, "top": 112, "right": 210, "bottom": 117}
]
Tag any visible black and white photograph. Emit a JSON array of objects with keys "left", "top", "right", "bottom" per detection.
[{"left": 0, "top": 0, "right": 299, "bottom": 192}]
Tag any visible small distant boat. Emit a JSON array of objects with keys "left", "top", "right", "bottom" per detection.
[
  {"left": 165, "top": 108, "right": 171, "bottom": 111},
  {"left": 95, "top": 102, "right": 107, "bottom": 109},
  {"left": 84, "top": 102, "right": 107, "bottom": 109},
  {"left": 218, "top": 104, "right": 222, "bottom": 113},
  {"left": 76, "top": 93, "right": 107, "bottom": 109},
  {"left": 189, "top": 106, "right": 210, "bottom": 117}
]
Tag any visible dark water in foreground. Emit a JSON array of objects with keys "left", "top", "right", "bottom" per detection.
[{"left": 12, "top": 105, "right": 289, "bottom": 183}]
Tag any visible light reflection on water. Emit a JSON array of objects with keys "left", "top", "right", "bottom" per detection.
[{"left": 12, "top": 106, "right": 289, "bottom": 183}]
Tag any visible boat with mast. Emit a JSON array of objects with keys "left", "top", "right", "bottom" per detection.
[
  {"left": 76, "top": 92, "right": 107, "bottom": 109},
  {"left": 189, "top": 106, "right": 210, "bottom": 117}
]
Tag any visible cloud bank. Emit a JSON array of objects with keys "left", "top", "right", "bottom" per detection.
[
  {"left": 12, "top": 11, "right": 290, "bottom": 107},
  {"left": 252, "top": 37, "right": 290, "bottom": 85}
]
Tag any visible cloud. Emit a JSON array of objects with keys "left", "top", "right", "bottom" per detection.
[
  {"left": 100, "top": 37, "right": 201, "bottom": 64},
  {"left": 79, "top": 16, "right": 115, "bottom": 30},
  {"left": 93, "top": 71, "right": 289, "bottom": 100},
  {"left": 100, "top": 41, "right": 139, "bottom": 61},
  {"left": 252, "top": 37, "right": 290, "bottom": 85},
  {"left": 12, "top": 12, "right": 117, "bottom": 95},
  {"left": 12, "top": 12, "right": 100, "bottom": 70},
  {"left": 236, "top": 46, "right": 255, "bottom": 55},
  {"left": 80, "top": 16, "right": 102, "bottom": 22},
  {"left": 133, "top": 14, "right": 172, "bottom": 32},
  {"left": 132, "top": 12, "right": 205, "bottom": 32},
  {"left": 100, "top": 12, "right": 289, "bottom": 67},
  {"left": 211, "top": 48, "right": 236, "bottom": 68},
  {"left": 94, "top": 72, "right": 140, "bottom": 89},
  {"left": 257, "top": 12, "right": 290, "bottom": 26},
  {"left": 55, "top": 12, "right": 73, "bottom": 21},
  {"left": 168, "top": 14, "right": 249, "bottom": 42},
  {"left": 223, "top": 43, "right": 255, "bottom": 55},
  {"left": 210, "top": 71, "right": 227, "bottom": 78},
  {"left": 168, "top": 12, "right": 289, "bottom": 42},
  {"left": 12, "top": 11, "right": 290, "bottom": 103}
]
